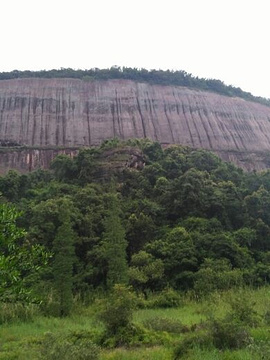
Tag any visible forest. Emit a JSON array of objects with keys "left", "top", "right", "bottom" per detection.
[
  {"left": 1, "top": 138, "right": 270, "bottom": 359},
  {"left": 1, "top": 66, "right": 270, "bottom": 106}
]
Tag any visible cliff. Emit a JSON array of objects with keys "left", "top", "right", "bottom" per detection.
[{"left": 1, "top": 78, "right": 270, "bottom": 172}]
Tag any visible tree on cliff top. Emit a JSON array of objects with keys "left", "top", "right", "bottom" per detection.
[{"left": 0, "top": 67, "right": 269, "bottom": 106}]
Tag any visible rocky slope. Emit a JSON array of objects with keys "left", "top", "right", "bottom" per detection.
[{"left": 1, "top": 78, "right": 270, "bottom": 172}]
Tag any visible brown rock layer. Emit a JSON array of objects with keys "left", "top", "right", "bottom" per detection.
[
  {"left": 0, "top": 148, "right": 79, "bottom": 175},
  {"left": 1, "top": 78, "right": 270, "bottom": 171}
]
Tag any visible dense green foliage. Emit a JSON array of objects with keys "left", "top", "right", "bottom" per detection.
[
  {"left": 1, "top": 138, "right": 270, "bottom": 301},
  {"left": 2, "top": 139, "right": 270, "bottom": 357},
  {"left": 1, "top": 66, "right": 269, "bottom": 106},
  {"left": 0, "top": 203, "right": 48, "bottom": 302}
]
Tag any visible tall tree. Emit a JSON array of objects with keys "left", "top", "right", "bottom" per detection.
[
  {"left": 52, "top": 205, "right": 75, "bottom": 316},
  {"left": 102, "top": 195, "right": 128, "bottom": 288}
]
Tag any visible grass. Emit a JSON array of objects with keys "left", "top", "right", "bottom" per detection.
[
  {"left": 0, "top": 286, "right": 269, "bottom": 359},
  {"left": 100, "top": 346, "right": 172, "bottom": 360},
  {"left": 134, "top": 305, "right": 205, "bottom": 327},
  {"left": 187, "top": 347, "right": 260, "bottom": 360}
]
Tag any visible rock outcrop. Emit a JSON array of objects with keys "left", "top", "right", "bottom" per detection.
[
  {"left": 1, "top": 78, "right": 270, "bottom": 171},
  {"left": 0, "top": 148, "right": 79, "bottom": 174}
]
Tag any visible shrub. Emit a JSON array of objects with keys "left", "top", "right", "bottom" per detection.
[
  {"left": 264, "top": 310, "right": 270, "bottom": 325},
  {"left": 0, "top": 302, "right": 39, "bottom": 324},
  {"left": 98, "top": 284, "right": 136, "bottom": 336},
  {"left": 173, "top": 333, "right": 212, "bottom": 360},
  {"left": 173, "top": 314, "right": 253, "bottom": 358},
  {"left": 209, "top": 318, "right": 252, "bottom": 350},
  {"left": 39, "top": 331, "right": 99, "bottom": 360},
  {"left": 250, "top": 341, "right": 270, "bottom": 359},
  {"left": 194, "top": 259, "right": 244, "bottom": 297},
  {"left": 98, "top": 284, "right": 162, "bottom": 347},
  {"left": 144, "top": 288, "right": 183, "bottom": 308},
  {"left": 227, "top": 294, "right": 261, "bottom": 327},
  {"left": 143, "top": 317, "right": 188, "bottom": 334},
  {"left": 100, "top": 323, "right": 150, "bottom": 348}
]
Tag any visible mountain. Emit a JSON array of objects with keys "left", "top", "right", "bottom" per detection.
[{"left": 1, "top": 72, "right": 270, "bottom": 172}]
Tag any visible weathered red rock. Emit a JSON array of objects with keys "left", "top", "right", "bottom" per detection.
[{"left": 1, "top": 78, "right": 270, "bottom": 171}]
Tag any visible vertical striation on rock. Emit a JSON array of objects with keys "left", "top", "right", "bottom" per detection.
[
  {"left": 0, "top": 148, "right": 79, "bottom": 175},
  {"left": 1, "top": 78, "right": 270, "bottom": 171}
]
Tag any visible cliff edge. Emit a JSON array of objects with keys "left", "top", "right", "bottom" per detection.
[{"left": 1, "top": 78, "right": 270, "bottom": 171}]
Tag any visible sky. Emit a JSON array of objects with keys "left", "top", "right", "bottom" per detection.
[{"left": 1, "top": 0, "right": 270, "bottom": 98}]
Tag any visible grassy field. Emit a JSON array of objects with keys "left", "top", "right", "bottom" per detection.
[{"left": 0, "top": 287, "right": 270, "bottom": 360}]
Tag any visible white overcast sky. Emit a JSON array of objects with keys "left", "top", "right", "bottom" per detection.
[{"left": 1, "top": 0, "right": 270, "bottom": 98}]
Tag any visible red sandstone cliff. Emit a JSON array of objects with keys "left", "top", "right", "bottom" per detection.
[{"left": 1, "top": 78, "right": 270, "bottom": 171}]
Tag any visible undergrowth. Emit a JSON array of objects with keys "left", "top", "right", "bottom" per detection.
[{"left": 0, "top": 287, "right": 269, "bottom": 360}]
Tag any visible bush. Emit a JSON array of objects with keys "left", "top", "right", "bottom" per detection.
[
  {"left": 209, "top": 318, "right": 252, "bottom": 350},
  {"left": 98, "top": 284, "right": 136, "bottom": 336},
  {"left": 173, "top": 311, "right": 253, "bottom": 359},
  {"left": 250, "top": 341, "right": 270, "bottom": 359},
  {"left": 194, "top": 259, "right": 244, "bottom": 297},
  {"left": 264, "top": 310, "right": 270, "bottom": 325},
  {"left": 98, "top": 284, "right": 162, "bottom": 347},
  {"left": 39, "top": 287, "right": 67, "bottom": 317},
  {"left": 227, "top": 294, "right": 261, "bottom": 327},
  {"left": 144, "top": 288, "right": 183, "bottom": 308},
  {"left": 143, "top": 317, "right": 188, "bottom": 334},
  {"left": 100, "top": 323, "right": 152, "bottom": 348},
  {"left": 173, "top": 333, "right": 212, "bottom": 359},
  {"left": 0, "top": 302, "right": 40, "bottom": 324},
  {"left": 39, "top": 331, "right": 99, "bottom": 360}
]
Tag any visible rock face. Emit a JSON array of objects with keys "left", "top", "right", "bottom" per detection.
[
  {"left": 0, "top": 148, "right": 79, "bottom": 174},
  {"left": 1, "top": 78, "right": 270, "bottom": 171}
]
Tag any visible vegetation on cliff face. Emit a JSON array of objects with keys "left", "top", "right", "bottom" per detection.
[
  {"left": 1, "top": 66, "right": 269, "bottom": 106},
  {"left": 1, "top": 139, "right": 270, "bottom": 358}
]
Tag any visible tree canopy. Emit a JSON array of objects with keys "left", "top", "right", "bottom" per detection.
[{"left": 1, "top": 139, "right": 270, "bottom": 302}]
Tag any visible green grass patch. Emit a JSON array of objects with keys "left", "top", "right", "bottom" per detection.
[
  {"left": 0, "top": 287, "right": 270, "bottom": 359},
  {"left": 100, "top": 346, "right": 172, "bottom": 360}
]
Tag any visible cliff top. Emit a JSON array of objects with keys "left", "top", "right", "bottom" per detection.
[{"left": 1, "top": 67, "right": 269, "bottom": 107}]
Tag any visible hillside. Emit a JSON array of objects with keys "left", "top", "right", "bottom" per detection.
[
  {"left": 1, "top": 71, "right": 270, "bottom": 171},
  {"left": 1, "top": 139, "right": 270, "bottom": 358}
]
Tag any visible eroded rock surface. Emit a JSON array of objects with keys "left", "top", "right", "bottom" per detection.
[
  {"left": 1, "top": 78, "right": 270, "bottom": 171},
  {"left": 0, "top": 148, "right": 78, "bottom": 174}
]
